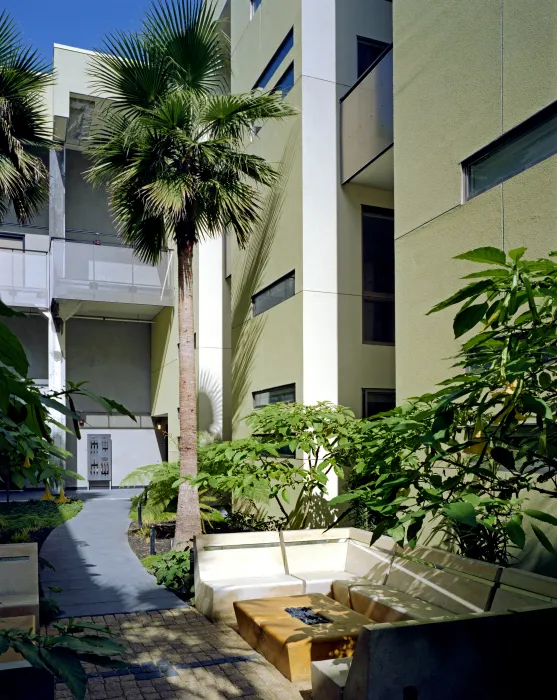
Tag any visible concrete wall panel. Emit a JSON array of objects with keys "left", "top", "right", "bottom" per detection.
[{"left": 394, "top": 0, "right": 502, "bottom": 239}]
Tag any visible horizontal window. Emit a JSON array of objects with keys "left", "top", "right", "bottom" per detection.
[
  {"left": 273, "top": 62, "right": 294, "bottom": 96},
  {"left": 464, "top": 100, "right": 557, "bottom": 200},
  {"left": 357, "top": 37, "right": 389, "bottom": 79},
  {"left": 363, "top": 389, "right": 396, "bottom": 418},
  {"left": 253, "top": 271, "right": 295, "bottom": 317},
  {"left": 253, "top": 383, "right": 296, "bottom": 409},
  {"left": 251, "top": 0, "right": 263, "bottom": 18},
  {"left": 254, "top": 28, "right": 294, "bottom": 90}
]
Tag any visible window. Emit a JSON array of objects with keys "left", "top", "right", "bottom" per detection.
[
  {"left": 363, "top": 389, "right": 396, "bottom": 418},
  {"left": 253, "top": 271, "right": 295, "bottom": 317},
  {"left": 362, "top": 207, "right": 395, "bottom": 344},
  {"left": 464, "top": 100, "right": 557, "bottom": 200},
  {"left": 357, "top": 37, "right": 389, "bottom": 78},
  {"left": 253, "top": 384, "right": 296, "bottom": 409},
  {"left": 273, "top": 63, "right": 294, "bottom": 96},
  {"left": 251, "top": 0, "right": 263, "bottom": 18},
  {"left": 254, "top": 29, "right": 294, "bottom": 90}
]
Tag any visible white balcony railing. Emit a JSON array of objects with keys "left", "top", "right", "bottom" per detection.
[
  {"left": 0, "top": 248, "right": 49, "bottom": 309},
  {"left": 50, "top": 239, "right": 174, "bottom": 307}
]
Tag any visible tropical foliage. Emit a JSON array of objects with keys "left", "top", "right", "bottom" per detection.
[
  {"left": 0, "top": 10, "right": 52, "bottom": 223},
  {"left": 0, "top": 619, "right": 127, "bottom": 700},
  {"left": 332, "top": 247, "right": 557, "bottom": 565},
  {"left": 142, "top": 549, "right": 192, "bottom": 592},
  {"left": 86, "top": 0, "right": 296, "bottom": 545},
  {"left": 186, "top": 402, "right": 356, "bottom": 529},
  {"left": 123, "top": 458, "right": 225, "bottom": 532}
]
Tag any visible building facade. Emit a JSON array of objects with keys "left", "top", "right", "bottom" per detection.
[
  {"left": 1, "top": 0, "right": 397, "bottom": 488},
  {"left": 394, "top": 0, "right": 557, "bottom": 400},
  {"left": 0, "top": 44, "right": 173, "bottom": 486}
]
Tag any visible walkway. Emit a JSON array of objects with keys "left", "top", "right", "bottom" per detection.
[
  {"left": 50, "top": 608, "right": 304, "bottom": 700},
  {"left": 40, "top": 489, "right": 186, "bottom": 617}
]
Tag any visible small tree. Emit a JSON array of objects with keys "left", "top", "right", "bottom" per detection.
[
  {"left": 189, "top": 402, "right": 357, "bottom": 528},
  {"left": 333, "top": 247, "right": 557, "bottom": 565}
]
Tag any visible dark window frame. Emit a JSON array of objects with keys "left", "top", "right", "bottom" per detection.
[
  {"left": 357, "top": 36, "right": 390, "bottom": 79},
  {"left": 254, "top": 28, "right": 294, "bottom": 91},
  {"left": 362, "top": 388, "right": 396, "bottom": 418},
  {"left": 252, "top": 270, "right": 295, "bottom": 317},
  {"left": 463, "top": 99, "right": 557, "bottom": 200},
  {"left": 253, "top": 383, "right": 296, "bottom": 409},
  {"left": 273, "top": 62, "right": 295, "bottom": 96},
  {"left": 362, "top": 206, "right": 395, "bottom": 346},
  {"left": 251, "top": 0, "right": 263, "bottom": 18}
]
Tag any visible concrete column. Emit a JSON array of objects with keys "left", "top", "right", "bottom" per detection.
[
  {"left": 49, "top": 148, "right": 65, "bottom": 240},
  {"left": 46, "top": 310, "right": 66, "bottom": 454},
  {"left": 301, "top": 0, "right": 339, "bottom": 498},
  {"left": 48, "top": 146, "right": 66, "bottom": 458}
]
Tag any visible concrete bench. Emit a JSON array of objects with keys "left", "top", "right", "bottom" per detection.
[
  {"left": 194, "top": 531, "right": 303, "bottom": 624},
  {"left": 311, "top": 605, "right": 557, "bottom": 700},
  {"left": 194, "top": 528, "right": 381, "bottom": 623},
  {"left": 334, "top": 545, "right": 501, "bottom": 623},
  {"left": 0, "top": 544, "right": 39, "bottom": 622}
]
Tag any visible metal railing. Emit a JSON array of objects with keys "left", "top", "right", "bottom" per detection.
[
  {"left": 0, "top": 248, "right": 49, "bottom": 309},
  {"left": 50, "top": 238, "right": 174, "bottom": 307},
  {"left": 341, "top": 46, "right": 394, "bottom": 184}
]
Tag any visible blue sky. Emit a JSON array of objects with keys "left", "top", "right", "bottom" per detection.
[{"left": 4, "top": 1, "right": 153, "bottom": 62}]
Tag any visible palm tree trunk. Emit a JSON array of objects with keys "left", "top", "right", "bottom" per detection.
[{"left": 174, "top": 239, "right": 201, "bottom": 547}]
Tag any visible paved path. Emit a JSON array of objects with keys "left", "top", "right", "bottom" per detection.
[
  {"left": 40, "top": 490, "right": 186, "bottom": 617},
  {"left": 50, "top": 608, "right": 305, "bottom": 700}
]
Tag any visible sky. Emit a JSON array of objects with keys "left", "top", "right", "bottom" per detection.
[{"left": 4, "top": 1, "right": 154, "bottom": 62}]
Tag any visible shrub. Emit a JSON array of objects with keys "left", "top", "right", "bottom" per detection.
[
  {"left": 332, "top": 247, "right": 557, "bottom": 565},
  {"left": 142, "top": 549, "right": 192, "bottom": 592}
]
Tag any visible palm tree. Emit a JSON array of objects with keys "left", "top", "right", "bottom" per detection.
[
  {"left": 0, "top": 11, "right": 52, "bottom": 223},
  {"left": 87, "top": 0, "right": 296, "bottom": 545}
]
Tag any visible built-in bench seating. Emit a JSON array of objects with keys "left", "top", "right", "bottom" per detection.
[
  {"left": 194, "top": 529, "right": 557, "bottom": 626},
  {"left": 0, "top": 543, "right": 39, "bottom": 622}
]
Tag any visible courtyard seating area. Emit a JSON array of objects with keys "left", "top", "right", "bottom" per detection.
[{"left": 194, "top": 527, "right": 557, "bottom": 697}]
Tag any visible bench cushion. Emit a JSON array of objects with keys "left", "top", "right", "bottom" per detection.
[
  {"left": 291, "top": 571, "right": 357, "bottom": 596},
  {"left": 348, "top": 584, "right": 454, "bottom": 623},
  {"left": 196, "top": 575, "right": 303, "bottom": 623},
  {"left": 386, "top": 556, "right": 492, "bottom": 614}
]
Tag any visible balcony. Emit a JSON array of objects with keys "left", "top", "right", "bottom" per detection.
[
  {"left": 50, "top": 239, "right": 174, "bottom": 309},
  {"left": 341, "top": 47, "right": 393, "bottom": 189},
  {"left": 0, "top": 248, "right": 49, "bottom": 309}
]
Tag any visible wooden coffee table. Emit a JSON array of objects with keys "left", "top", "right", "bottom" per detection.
[{"left": 234, "top": 593, "right": 370, "bottom": 684}]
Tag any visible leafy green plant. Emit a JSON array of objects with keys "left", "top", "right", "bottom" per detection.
[
  {"left": 0, "top": 499, "right": 83, "bottom": 544},
  {"left": 142, "top": 549, "right": 192, "bottom": 592},
  {"left": 332, "top": 247, "right": 557, "bottom": 565},
  {"left": 123, "top": 455, "right": 225, "bottom": 532},
  {"left": 187, "top": 402, "right": 356, "bottom": 528},
  {"left": 0, "top": 618, "right": 127, "bottom": 700}
]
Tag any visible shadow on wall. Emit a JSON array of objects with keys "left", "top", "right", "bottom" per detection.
[
  {"left": 198, "top": 367, "right": 224, "bottom": 441},
  {"left": 231, "top": 126, "right": 300, "bottom": 432}
]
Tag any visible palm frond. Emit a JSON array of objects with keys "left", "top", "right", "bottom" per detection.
[
  {"left": 144, "top": 0, "right": 227, "bottom": 94},
  {"left": 89, "top": 31, "right": 171, "bottom": 114},
  {"left": 199, "top": 91, "right": 298, "bottom": 142}
]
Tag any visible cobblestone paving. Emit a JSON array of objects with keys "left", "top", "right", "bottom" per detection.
[{"left": 50, "top": 607, "right": 307, "bottom": 700}]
